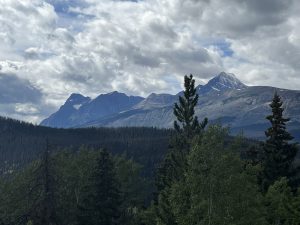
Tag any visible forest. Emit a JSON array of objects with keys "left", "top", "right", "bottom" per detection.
[
  {"left": 0, "top": 120, "right": 171, "bottom": 178},
  {"left": 0, "top": 75, "right": 300, "bottom": 225}
]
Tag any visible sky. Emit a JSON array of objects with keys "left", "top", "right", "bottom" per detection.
[{"left": 0, "top": 0, "right": 300, "bottom": 123}]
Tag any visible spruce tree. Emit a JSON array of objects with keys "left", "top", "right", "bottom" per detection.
[
  {"left": 77, "top": 149, "right": 121, "bottom": 225},
  {"left": 27, "top": 141, "right": 58, "bottom": 225},
  {"left": 262, "top": 92, "right": 298, "bottom": 192},
  {"left": 174, "top": 74, "right": 207, "bottom": 138},
  {"left": 156, "top": 74, "right": 206, "bottom": 191},
  {"left": 155, "top": 74, "right": 207, "bottom": 225}
]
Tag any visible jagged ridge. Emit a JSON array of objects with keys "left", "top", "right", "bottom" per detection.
[{"left": 40, "top": 72, "right": 300, "bottom": 140}]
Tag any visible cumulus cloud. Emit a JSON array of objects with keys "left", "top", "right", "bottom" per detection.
[{"left": 0, "top": 0, "right": 300, "bottom": 123}]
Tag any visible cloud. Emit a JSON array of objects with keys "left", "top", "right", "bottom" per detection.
[
  {"left": 0, "top": 73, "right": 42, "bottom": 104},
  {"left": 0, "top": 0, "right": 300, "bottom": 123},
  {"left": 0, "top": 72, "right": 50, "bottom": 123}
]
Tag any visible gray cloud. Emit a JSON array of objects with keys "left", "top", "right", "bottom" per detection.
[
  {"left": 0, "top": 72, "right": 50, "bottom": 123},
  {"left": 0, "top": 73, "right": 42, "bottom": 104},
  {"left": 0, "top": 0, "right": 300, "bottom": 123}
]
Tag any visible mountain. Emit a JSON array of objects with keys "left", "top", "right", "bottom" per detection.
[
  {"left": 41, "top": 93, "right": 91, "bottom": 127},
  {"left": 41, "top": 72, "right": 300, "bottom": 140},
  {"left": 134, "top": 93, "right": 177, "bottom": 110},
  {"left": 41, "top": 91, "right": 144, "bottom": 128},
  {"left": 197, "top": 72, "right": 247, "bottom": 95}
]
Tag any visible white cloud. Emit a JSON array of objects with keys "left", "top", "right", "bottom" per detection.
[{"left": 0, "top": 0, "right": 300, "bottom": 123}]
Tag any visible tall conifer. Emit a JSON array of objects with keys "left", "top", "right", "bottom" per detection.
[
  {"left": 27, "top": 141, "right": 58, "bottom": 225},
  {"left": 77, "top": 149, "right": 121, "bottom": 225},
  {"left": 174, "top": 74, "right": 207, "bottom": 138},
  {"left": 155, "top": 74, "right": 207, "bottom": 225},
  {"left": 262, "top": 92, "right": 298, "bottom": 191}
]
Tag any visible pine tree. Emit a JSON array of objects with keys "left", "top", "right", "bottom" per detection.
[
  {"left": 169, "top": 74, "right": 208, "bottom": 179},
  {"left": 174, "top": 74, "right": 207, "bottom": 138},
  {"left": 77, "top": 149, "right": 121, "bottom": 225},
  {"left": 155, "top": 74, "right": 207, "bottom": 225},
  {"left": 27, "top": 141, "right": 58, "bottom": 225},
  {"left": 262, "top": 92, "right": 298, "bottom": 192}
]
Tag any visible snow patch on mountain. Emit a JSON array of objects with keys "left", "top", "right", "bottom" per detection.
[{"left": 73, "top": 104, "right": 82, "bottom": 110}]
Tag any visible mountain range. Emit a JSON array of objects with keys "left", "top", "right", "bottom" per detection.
[{"left": 41, "top": 72, "right": 300, "bottom": 140}]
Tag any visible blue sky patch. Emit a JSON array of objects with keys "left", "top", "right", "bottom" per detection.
[{"left": 214, "top": 41, "right": 234, "bottom": 57}]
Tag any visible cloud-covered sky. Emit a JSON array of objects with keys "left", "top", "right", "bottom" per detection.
[{"left": 0, "top": 0, "right": 300, "bottom": 123}]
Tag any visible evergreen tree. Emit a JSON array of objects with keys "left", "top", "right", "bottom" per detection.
[
  {"left": 174, "top": 74, "right": 207, "bottom": 138},
  {"left": 170, "top": 126, "right": 266, "bottom": 225},
  {"left": 77, "top": 149, "right": 121, "bottom": 225},
  {"left": 26, "top": 141, "right": 58, "bottom": 225},
  {"left": 157, "top": 74, "right": 208, "bottom": 187},
  {"left": 262, "top": 93, "right": 299, "bottom": 191},
  {"left": 155, "top": 75, "right": 207, "bottom": 225}
]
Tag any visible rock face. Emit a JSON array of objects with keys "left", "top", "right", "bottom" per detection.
[
  {"left": 41, "top": 72, "right": 300, "bottom": 140},
  {"left": 41, "top": 93, "right": 91, "bottom": 128},
  {"left": 197, "top": 72, "right": 247, "bottom": 95},
  {"left": 40, "top": 91, "right": 144, "bottom": 128}
]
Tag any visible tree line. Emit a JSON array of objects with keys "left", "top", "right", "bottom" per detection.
[
  {"left": 0, "top": 74, "right": 299, "bottom": 224},
  {"left": 0, "top": 121, "right": 171, "bottom": 177}
]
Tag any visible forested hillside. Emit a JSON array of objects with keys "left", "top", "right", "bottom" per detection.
[{"left": 0, "top": 117, "right": 171, "bottom": 177}]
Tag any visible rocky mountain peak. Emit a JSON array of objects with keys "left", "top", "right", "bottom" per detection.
[{"left": 198, "top": 72, "right": 246, "bottom": 94}]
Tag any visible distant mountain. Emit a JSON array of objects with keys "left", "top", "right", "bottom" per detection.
[
  {"left": 197, "top": 72, "right": 247, "bottom": 95},
  {"left": 41, "top": 91, "right": 144, "bottom": 128},
  {"left": 41, "top": 93, "right": 91, "bottom": 127},
  {"left": 134, "top": 93, "right": 176, "bottom": 110},
  {"left": 41, "top": 72, "right": 300, "bottom": 140}
]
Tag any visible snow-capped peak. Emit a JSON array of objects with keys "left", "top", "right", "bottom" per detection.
[{"left": 198, "top": 72, "right": 246, "bottom": 95}]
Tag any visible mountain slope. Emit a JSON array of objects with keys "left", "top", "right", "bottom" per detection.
[
  {"left": 82, "top": 86, "right": 300, "bottom": 139},
  {"left": 134, "top": 93, "right": 176, "bottom": 110},
  {"left": 41, "top": 91, "right": 144, "bottom": 128},
  {"left": 41, "top": 72, "right": 300, "bottom": 140},
  {"left": 41, "top": 93, "right": 91, "bottom": 127},
  {"left": 198, "top": 72, "right": 247, "bottom": 95}
]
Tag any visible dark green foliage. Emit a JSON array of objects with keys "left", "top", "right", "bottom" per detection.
[
  {"left": 0, "top": 143, "right": 59, "bottom": 225},
  {"left": 0, "top": 116, "right": 171, "bottom": 178},
  {"left": 157, "top": 74, "right": 207, "bottom": 190},
  {"left": 265, "top": 177, "right": 300, "bottom": 225},
  {"left": 0, "top": 148, "right": 149, "bottom": 225},
  {"left": 155, "top": 74, "right": 208, "bottom": 225},
  {"left": 262, "top": 93, "right": 299, "bottom": 191},
  {"left": 170, "top": 126, "right": 267, "bottom": 225},
  {"left": 28, "top": 143, "right": 58, "bottom": 225},
  {"left": 173, "top": 74, "right": 207, "bottom": 138},
  {"left": 114, "top": 156, "right": 150, "bottom": 224},
  {"left": 77, "top": 150, "right": 121, "bottom": 225},
  {"left": 0, "top": 162, "right": 38, "bottom": 225},
  {"left": 245, "top": 144, "right": 262, "bottom": 165}
]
